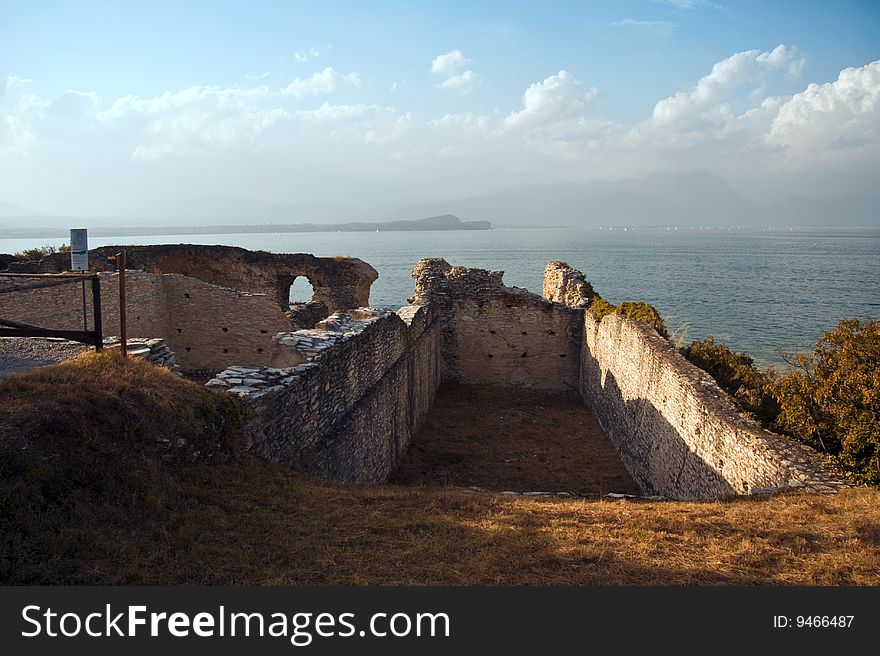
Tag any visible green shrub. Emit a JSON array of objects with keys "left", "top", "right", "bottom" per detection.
[
  {"left": 767, "top": 319, "right": 880, "bottom": 485},
  {"left": 588, "top": 297, "right": 667, "bottom": 337},
  {"left": 587, "top": 296, "right": 616, "bottom": 320},
  {"left": 616, "top": 301, "right": 667, "bottom": 337},
  {"left": 12, "top": 244, "right": 70, "bottom": 260},
  {"left": 685, "top": 320, "right": 880, "bottom": 486},
  {"left": 683, "top": 336, "right": 778, "bottom": 422}
]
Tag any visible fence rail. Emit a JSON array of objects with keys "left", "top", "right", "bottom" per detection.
[{"left": 0, "top": 273, "right": 103, "bottom": 350}]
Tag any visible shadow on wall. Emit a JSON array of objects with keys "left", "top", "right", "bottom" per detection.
[{"left": 585, "top": 365, "right": 737, "bottom": 499}]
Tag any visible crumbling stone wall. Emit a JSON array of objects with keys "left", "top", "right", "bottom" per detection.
[
  {"left": 411, "top": 258, "right": 582, "bottom": 391},
  {"left": 9, "top": 244, "right": 378, "bottom": 315},
  {"left": 286, "top": 300, "right": 330, "bottom": 330},
  {"left": 579, "top": 311, "right": 846, "bottom": 499},
  {"left": 543, "top": 261, "right": 596, "bottom": 307},
  {"left": 0, "top": 270, "right": 165, "bottom": 338},
  {"left": 0, "top": 270, "right": 292, "bottom": 371},
  {"left": 160, "top": 274, "right": 292, "bottom": 370},
  {"left": 214, "top": 306, "right": 441, "bottom": 483}
]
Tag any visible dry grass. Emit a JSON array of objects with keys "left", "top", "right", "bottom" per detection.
[{"left": 1, "top": 353, "right": 878, "bottom": 585}]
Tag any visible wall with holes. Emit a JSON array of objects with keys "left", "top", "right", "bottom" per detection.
[
  {"left": 0, "top": 270, "right": 292, "bottom": 372},
  {"left": 410, "top": 258, "right": 582, "bottom": 391},
  {"left": 160, "top": 274, "right": 293, "bottom": 371},
  {"left": 0, "top": 270, "right": 165, "bottom": 338}
]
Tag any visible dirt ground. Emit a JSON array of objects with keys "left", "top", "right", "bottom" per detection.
[{"left": 390, "top": 384, "right": 642, "bottom": 496}]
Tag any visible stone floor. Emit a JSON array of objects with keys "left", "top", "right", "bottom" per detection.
[{"left": 389, "top": 384, "right": 642, "bottom": 496}]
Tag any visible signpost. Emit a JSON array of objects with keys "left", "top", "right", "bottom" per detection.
[
  {"left": 69, "top": 229, "right": 88, "bottom": 271},
  {"left": 70, "top": 229, "right": 89, "bottom": 332}
]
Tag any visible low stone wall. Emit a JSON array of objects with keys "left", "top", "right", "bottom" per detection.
[
  {"left": 412, "top": 258, "right": 582, "bottom": 391},
  {"left": 215, "top": 306, "right": 441, "bottom": 483},
  {"left": 580, "top": 311, "right": 846, "bottom": 499}
]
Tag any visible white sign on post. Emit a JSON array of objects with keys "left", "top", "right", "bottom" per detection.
[{"left": 70, "top": 228, "right": 88, "bottom": 271}]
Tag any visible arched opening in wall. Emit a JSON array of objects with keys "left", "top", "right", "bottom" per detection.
[
  {"left": 285, "top": 276, "right": 329, "bottom": 329},
  {"left": 289, "top": 277, "right": 315, "bottom": 305}
]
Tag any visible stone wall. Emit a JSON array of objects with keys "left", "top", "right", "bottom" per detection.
[
  {"left": 8, "top": 244, "right": 378, "bottom": 314},
  {"left": 579, "top": 311, "right": 846, "bottom": 499},
  {"left": 0, "top": 270, "right": 292, "bottom": 371},
  {"left": 543, "top": 261, "right": 596, "bottom": 307},
  {"left": 159, "top": 274, "right": 292, "bottom": 370},
  {"left": 412, "top": 258, "right": 582, "bottom": 391},
  {"left": 216, "top": 306, "right": 441, "bottom": 483}
]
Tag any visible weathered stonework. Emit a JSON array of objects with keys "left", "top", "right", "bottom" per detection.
[
  {"left": 219, "top": 306, "right": 441, "bottom": 483},
  {"left": 9, "top": 244, "right": 378, "bottom": 315},
  {"left": 286, "top": 300, "right": 330, "bottom": 330},
  {"left": 578, "top": 303, "right": 846, "bottom": 499},
  {"left": 0, "top": 270, "right": 292, "bottom": 371},
  {"left": 543, "top": 261, "right": 596, "bottom": 308},
  {"left": 1, "top": 244, "right": 847, "bottom": 497},
  {"left": 412, "top": 258, "right": 582, "bottom": 391}
]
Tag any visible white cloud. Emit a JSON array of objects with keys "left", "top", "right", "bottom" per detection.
[
  {"left": 292, "top": 47, "right": 321, "bottom": 64},
  {"left": 437, "top": 70, "right": 481, "bottom": 93},
  {"left": 630, "top": 44, "right": 804, "bottom": 144},
  {"left": 504, "top": 70, "right": 599, "bottom": 134},
  {"left": 431, "top": 50, "right": 481, "bottom": 93},
  {"left": 244, "top": 71, "right": 270, "bottom": 81},
  {"left": 293, "top": 103, "right": 411, "bottom": 143},
  {"left": 431, "top": 50, "right": 469, "bottom": 76},
  {"left": 96, "top": 85, "right": 285, "bottom": 159},
  {"left": 767, "top": 60, "right": 880, "bottom": 159},
  {"left": 0, "top": 75, "right": 46, "bottom": 154},
  {"left": 281, "top": 66, "right": 363, "bottom": 98}
]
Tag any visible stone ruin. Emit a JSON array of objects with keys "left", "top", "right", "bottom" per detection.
[{"left": 0, "top": 245, "right": 847, "bottom": 500}]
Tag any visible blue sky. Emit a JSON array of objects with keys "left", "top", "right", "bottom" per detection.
[{"left": 1, "top": 0, "right": 879, "bottom": 218}]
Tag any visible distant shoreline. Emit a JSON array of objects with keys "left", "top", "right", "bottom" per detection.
[
  {"left": 0, "top": 214, "right": 494, "bottom": 239},
  {"left": 2, "top": 222, "right": 879, "bottom": 241}
]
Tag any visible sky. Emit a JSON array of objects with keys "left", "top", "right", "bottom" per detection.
[{"left": 1, "top": 0, "right": 879, "bottom": 220}]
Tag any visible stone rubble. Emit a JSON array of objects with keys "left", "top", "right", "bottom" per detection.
[{"left": 103, "top": 336, "right": 175, "bottom": 367}]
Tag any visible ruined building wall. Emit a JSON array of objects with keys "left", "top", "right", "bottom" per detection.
[
  {"left": 159, "top": 274, "right": 293, "bottom": 370},
  {"left": 0, "top": 271, "right": 165, "bottom": 338},
  {"left": 412, "top": 258, "right": 582, "bottom": 391},
  {"left": 11, "top": 244, "right": 378, "bottom": 316},
  {"left": 0, "top": 270, "right": 292, "bottom": 371},
  {"left": 579, "top": 311, "right": 845, "bottom": 499},
  {"left": 217, "top": 306, "right": 441, "bottom": 483}
]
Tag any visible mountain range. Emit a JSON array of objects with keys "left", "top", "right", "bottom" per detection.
[{"left": 2, "top": 171, "right": 877, "bottom": 234}]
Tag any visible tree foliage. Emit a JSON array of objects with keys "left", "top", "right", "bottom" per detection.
[
  {"left": 768, "top": 319, "right": 880, "bottom": 485},
  {"left": 12, "top": 244, "right": 70, "bottom": 260},
  {"left": 589, "top": 296, "right": 668, "bottom": 337},
  {"left": 682, "top": 336, "right": 778, "bottom": 422},
  {"left": 684, "top": 319, "right": 880, "bottom": 485}
]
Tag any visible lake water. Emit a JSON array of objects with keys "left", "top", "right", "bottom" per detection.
[{"left": 3, "top": 227, "right": 878, "bottom": 369}]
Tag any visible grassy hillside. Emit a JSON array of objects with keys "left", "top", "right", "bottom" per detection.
[{"left": 1, "top": 353, "right": 877, "bottom": 585}]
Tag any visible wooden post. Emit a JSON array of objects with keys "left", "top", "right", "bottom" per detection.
[
  {"left": 91, "top": 274, "right": 103, "bottom": 352},
  {"left": 117, "top": 251, "right": 127, "bottom": 357},
  {"left": 81, "top": 274, "right": 88, "bottom": 332}
]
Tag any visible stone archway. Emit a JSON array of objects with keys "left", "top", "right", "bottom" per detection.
[{"left": 288, "top": 276, "right": 316, "bottom": 305}]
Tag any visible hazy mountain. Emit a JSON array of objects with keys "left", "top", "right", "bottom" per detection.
[
  {"left": 0, "top": 215, "right": 489, "bottom": 240},
  {"left": 769, "top": 193, "right": 880, "bottom": 227},
  {"left": 150, "top": 196, "right": 366, "bottom": 225},
  {"left": 0, "top": 202, "right": 43, "bottom": 217},
  {"left": 389, "top": 170, "right": 763, "bottom": 226}
]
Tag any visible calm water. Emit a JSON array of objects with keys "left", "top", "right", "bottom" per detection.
[{"left": 3, "top": 227, "right": 878, "bottom": 369}]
